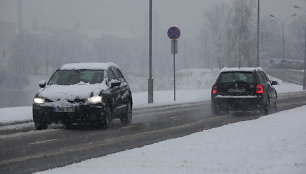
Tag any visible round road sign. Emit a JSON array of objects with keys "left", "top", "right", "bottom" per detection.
[{"left": 167, "top": 26, "right": 181, "bottom": 40}]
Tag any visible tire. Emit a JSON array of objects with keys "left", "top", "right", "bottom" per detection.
[
  {"left": 34, "top": 121, "right": 48, "bottom": 130},
  {"left": 102, "top": 107, "right": 111, "bottom": 129},
  {"left": 273, "top": 101, "right": 277, "bottom": 112},
  {"left": 211, "top": 102, "right": 220, "bottom": 115},
  {"left": 63, "top": 122, "right": 73, "bottom": 129},
  {"left": 33, "top": 110, "right": 48, "bottom": 130},
  {"left": 273, "top": 94, "right": 278, "bottom": 113},
  {"left": 120, "top": 103, "right": 132, "bottom": 124},
  {"left": 262, "top": 98, "right": 270, "bottom": 115}
]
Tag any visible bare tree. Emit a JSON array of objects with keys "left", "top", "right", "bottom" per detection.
[
  {"left": 226, "top": 0, "right": 256, "bottom": 67},
  {"left": 202, "top": 0, "right": 257, "bottom": 68},
  {"left": 201, "top": 3, "right": 230, "bottom": 69}
]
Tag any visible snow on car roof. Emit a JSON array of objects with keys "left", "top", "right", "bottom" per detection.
[
  {"left": 60, "top": 62, "right": 118, "bottom": 70},
  {"left": 220, "top": 67, "right": 264, "bottom": 73}
]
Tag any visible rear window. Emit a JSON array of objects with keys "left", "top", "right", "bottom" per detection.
[{"left": 218, "top": 72, "right": 255, "bottom": 83}]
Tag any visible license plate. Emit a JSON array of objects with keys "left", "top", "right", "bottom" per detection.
[
  {"left": 228, "top": 89, "right": 245, "bottom": 93},
  {"left": 53, "top": 107, "right": 75, "bottom": 112}
]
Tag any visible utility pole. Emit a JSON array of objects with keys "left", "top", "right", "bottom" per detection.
[
  {"left": 294, "top": 5, "right": 306, "bottom": 90},
  {"left": 257, "top": 0, "right": 260, "bottom": 67},
  {"left": 148, "top": 0, "right": 154, "bottom": 103},
  {"left": 282, "top": 22, "right": 285, "bottom": 64}
]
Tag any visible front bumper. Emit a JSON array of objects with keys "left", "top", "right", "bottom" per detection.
[{"left": 33, "top": 103, "right": 105, "bottom": 124}]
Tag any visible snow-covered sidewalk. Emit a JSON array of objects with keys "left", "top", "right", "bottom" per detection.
[{"left": 37, "top": 105, "right": 306, "bottom": 174}]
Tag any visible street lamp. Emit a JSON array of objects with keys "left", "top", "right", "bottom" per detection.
[
  {"left": 294, "top": 5, "right": 306, "bottom": 90},
  {"left": 270, "top": 13, "right": 296, "bottom": 81},
  {"left": 148, "top": 0, "right": 153, "bottom": 103}
]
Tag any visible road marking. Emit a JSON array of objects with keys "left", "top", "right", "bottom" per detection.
[
  {"left": 0, "top": 129, "right": 60, "bottom": 139},
  {"left": 134, "top": 105, "right": 205, "bottom": 118},
  {"left": 133, "top": 101, "right": 208, "bottom": 113},
  {"left": 117, "top": 125, "right": 136, "bottom": 130},
  {"left": 29, "top": 139, "right": 57, "bottom": 145}
]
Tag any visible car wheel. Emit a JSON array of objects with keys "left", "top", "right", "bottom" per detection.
[
  {"left": 120, "top": 102, "right": 132, "bottom": 124},
  {"left": 211, "top": 102, "right": 220, "bottom": 115},
  {"left": 272, "top": 94, "right": 278, "bottom": 113},
  {"left": 262, "top": 98, "right": 270, "bottom": 115},
  {"left": 102, "top": 107, "right": 111, "bottom": 129},
  {"left": 34, "top": 121, "right": 48, "bottom": 130},
  {"left": 273, "top": 100, "right": 277, "bottom": 112},
  {"left": 63, "top": 122, "right": 74, "bottom": 129}
]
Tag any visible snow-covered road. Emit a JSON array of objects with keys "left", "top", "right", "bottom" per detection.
[
  {"left": 35, "top": 78, "right": 306, "bottom": 174},
  {"left": 1, "top": 73, "right": 305, "bottom": 174},
  {"left": 37, "top": 104, "right": 306, "bottom": 174}
]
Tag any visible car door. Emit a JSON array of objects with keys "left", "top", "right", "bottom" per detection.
[
  {"left": 259, "top": 71, "right": 277, "bottom": 103},
  {"left": 107, "top": 67, "right": 121, "bottom": 116},
  {"left": 111, "top": 67, "right": 129, "bottom": 115}
]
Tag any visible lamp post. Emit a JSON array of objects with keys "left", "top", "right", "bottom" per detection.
[
  {"left": 148, "top": 0, "right": 153, "bottom": 103},
  {"left": 270, "top": 13, "right": 296, "bottom": 81},
  {"left": 294, "top": 5, "right": 306, "bottom": 90}
]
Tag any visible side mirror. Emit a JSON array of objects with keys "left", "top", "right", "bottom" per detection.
[
  {"left": 39, "top": 80, "right": 47, "bottom": 88},
  {"left": 110, "top": 79, "right": 121, "bottom": 88},
  {"left": 271, "top": 81, "right": 278, "bottom": 86}
]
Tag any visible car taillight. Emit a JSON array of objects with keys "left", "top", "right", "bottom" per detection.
[
  {"left": 256, "top": 84, "right": 264, "bottom": 94},
  {"left": 212, "top": 85, "right": 218, "bottom": 94}
]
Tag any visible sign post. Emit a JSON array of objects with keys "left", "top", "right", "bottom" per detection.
[{"left": 167, "top": 26, "right": 181, "bottom": 101}]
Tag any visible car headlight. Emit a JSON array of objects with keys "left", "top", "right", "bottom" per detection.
[
  {"left": 33, "top": 97, "right": 45, "bottom": 104},
  {"left": 87, "top": 95, "right": 102, "bottom": 104}
]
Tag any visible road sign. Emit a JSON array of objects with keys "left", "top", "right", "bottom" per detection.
[
  {"left": 167, "top": 26, "right": 181, "bottom": 102},
  {"left": 167, "top": 26, "right": 181, "bottom": 40}
]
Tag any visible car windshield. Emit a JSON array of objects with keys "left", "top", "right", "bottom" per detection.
[
  {"left": 48, "top": 70, "right": 105, "bottom": 85},
  {"left": 219, "top": 72, "right": 254, "bottom": 83}
]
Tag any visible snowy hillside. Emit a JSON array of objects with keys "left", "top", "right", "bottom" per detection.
[
  {"left": 155, "top": 68, "right": 219, "bottom": 90},
  {"left": 128, "top": 68, "right": 219, "bottom": 92}
]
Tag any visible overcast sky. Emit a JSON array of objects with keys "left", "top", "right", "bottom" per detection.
[{"left": 0, "top": 0, "right": 305, "bottom": 38}]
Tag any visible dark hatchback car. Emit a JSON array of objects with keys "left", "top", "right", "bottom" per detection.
[
  {"left": 211, "top": 67, "right": 278, "bottom": 115},
  {"left": 33, "top": 62, "right": 133, "bottom": 130}
]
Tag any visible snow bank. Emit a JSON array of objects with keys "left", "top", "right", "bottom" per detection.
[
  {"left": 0, "top": 107, "right": 32, "bottom": 123},
  {"left": 37, "top": 105, "right": 306, "bottom": 174}
]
